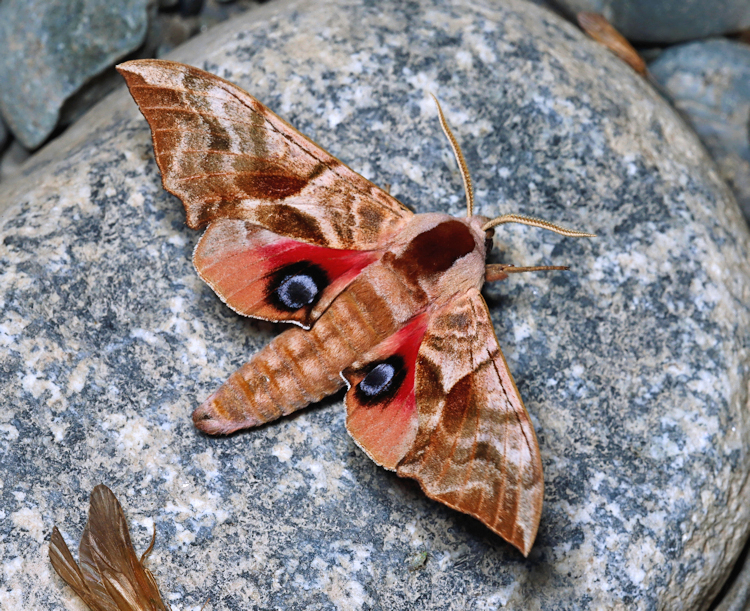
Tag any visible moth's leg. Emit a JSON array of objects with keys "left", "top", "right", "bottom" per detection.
[
  {"left": 485, "top": 263, "right": 569, "bottom": 283},
  {"left": 139, "top": 524, "right": 157, "bottom": 563}
]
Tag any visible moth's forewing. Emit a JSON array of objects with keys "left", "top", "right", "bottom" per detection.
[
  {"left": 396, "top": 290, "right": 543, "bottom": 556},
  {"left": 116, "top": 59, "right": 412, "bottom": 247}
]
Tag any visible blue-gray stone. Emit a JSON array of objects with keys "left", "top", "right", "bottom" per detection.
[
  {"left": 551, "top": 0, "right": 750, "bottom": 43},
  {"left": 0, "top": 0, "right": 150, "bottom": 149},
  {"left": 0, "top": 0, "right": 749, "bottom": 609},
  {"left": 650, "top": 39, "right": 750, "bottom": 224}
]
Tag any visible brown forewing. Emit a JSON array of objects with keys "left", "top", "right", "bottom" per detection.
[
  {"left": 397, "top": 289, "right": 543, "bottom": 556},
  {"left": 49, "top": 485, "right": 168, "bottom": 611},
  {"left": 116, "top": 59, "right": 412, "bottom": 250}
]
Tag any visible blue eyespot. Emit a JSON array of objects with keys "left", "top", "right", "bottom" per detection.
[
  {"left": 269, "top": 261, "right": 328, "bottom": 312},
  {"left": 276, "top": 273, "right": 319, "bottom": 309},
  {"left": 359, "top": 362, "right": 396, "bottom": 397}
]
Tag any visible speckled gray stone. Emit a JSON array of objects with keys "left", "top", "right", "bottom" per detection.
[
  {"left": 0, "top": 0, "right": 150, "bottom": 149},
  {"left": 550, "top": 0, "right": 750, "bottom": 43},
  {"left": 650, "top": 39, "right": 750, "bottom": 225},
  {"left": 1, "top": 0, "right": 749, "bottom": 609}
]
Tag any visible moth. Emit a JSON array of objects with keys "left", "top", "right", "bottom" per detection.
[
  {"left": 49, "top": 484, "right": 169, "bottom": 610},
  {"left": 118, "top": 59, "right": 594, "bottom": 556}
]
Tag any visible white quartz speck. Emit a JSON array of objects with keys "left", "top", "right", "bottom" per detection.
[
  {"left": 0, "top": 424, "right": 19, "bottom": 441},
  {"left": 272, "top": 443, "right": 293, "bottom": 462},
  {"left": 131, "top": 328, "right": 159, "bottom": 344},
  {"left": 48, "top": 420, "right": 67, "bottom": 443},
  {"left": 0, "top": 588, "right": 23, "bottom": 610},
  {"left": 513, "top": 321, "right": 532, "bottom": 342},
  {"left": 21, "top": 373, "right": 62, "bottom": 402},
  {"left": 11, "top": 507, "right": 44, "bottom": 542},
  {"left": 67, "top": 360, "right": 89, "bottom": 393}
]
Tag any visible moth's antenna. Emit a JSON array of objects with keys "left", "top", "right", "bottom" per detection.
[
  {"left": 431, "top": 94, "right": 474, "bottom": 217},
  {"left": 482, "top": 213, "right": 596, "bottom": 237}
]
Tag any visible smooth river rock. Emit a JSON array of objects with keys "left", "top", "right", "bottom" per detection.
[
  {"left": 0, "top": 0, "right": 150, "bottom": 149},
  {"left": 650, "top": 39, "right": 750, "bottom": 225},
  {"left": 550, "top": 0, "right": 750, "bottom": 43},
  {"left": 1, "top": 0, "right": 749, "bottom": 609}
]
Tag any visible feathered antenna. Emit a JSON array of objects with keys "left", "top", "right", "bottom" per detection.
[{"left": 482, "top": 213, "right": 596, "bottom": 237}]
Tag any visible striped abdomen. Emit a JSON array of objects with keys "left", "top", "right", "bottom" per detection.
[{"left": 192, "top": 261, "right": 428, "bottom": 434}]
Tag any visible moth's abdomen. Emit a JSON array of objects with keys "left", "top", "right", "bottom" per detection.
[
  {"left": 193, "top": 264, "right": 427, "bottom": 434},
  {"left": 192, "top": 328, "right": 345, "bottom": 435}
]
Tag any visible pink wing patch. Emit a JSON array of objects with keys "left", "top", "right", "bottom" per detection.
[
  {"left": 343, "top": 313, "right": 429, "bottom": 470},
  {"left": 194, "top": 218, "right": 382, "bottom": 328}
]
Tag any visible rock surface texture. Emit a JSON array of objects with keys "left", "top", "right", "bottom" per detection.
[
  {"left": 650, "top": 39, "right": 750, "bottom": 224},
  {"left": 1, "top": 0, "right": 749, "bottom": 609},
  {"left": 0, "top": 0, "right": 150, "bottom": 149},
  {"left": 551, "top": 0, "right": 750, "bottom": 43}
]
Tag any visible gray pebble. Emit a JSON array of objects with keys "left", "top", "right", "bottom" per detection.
[
  {"left": 650, "top": 38, "right": 750, "bottom": 223},
  {"left": 551, "top": 0, "right": 750, "bottom": 43},
  {"left": 0, "top": 0, "right": 150, "bottom": 149}
]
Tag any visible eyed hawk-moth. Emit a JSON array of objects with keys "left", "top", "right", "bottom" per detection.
[
  {"left": 49, "top": 484, "right": 169, "bottom": 610},
  {"left": 117, "top": 59, "right": 594, "bottom": 556}
]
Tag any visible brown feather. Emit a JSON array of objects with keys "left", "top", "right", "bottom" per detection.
[
  {"left": 49, "top": 485, "right": 169, "bottom": 610},
  {"left": 577, "top": 12, "right": 647, "bottom": 76}
]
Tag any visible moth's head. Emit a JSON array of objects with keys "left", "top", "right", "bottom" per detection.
[
  {"left": 483, "top": 226, "right": 496, "bottom": 257},
  {"left": 430, "top": 95, "right": 595, "bottom": 284},
  {"left": 465, "top": 214, "right": 495, "bottom": 259},
  {"left": 386, "top": 213, "right": 489, "bottom": 299}
]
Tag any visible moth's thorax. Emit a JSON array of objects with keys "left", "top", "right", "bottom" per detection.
[{"left": 383, "top": 213, "right": 487, "bottom": 302}]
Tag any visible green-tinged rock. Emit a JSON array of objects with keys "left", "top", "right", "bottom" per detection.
[{"left": 0, "top": 0, "right": 150, "bottom": 149}]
